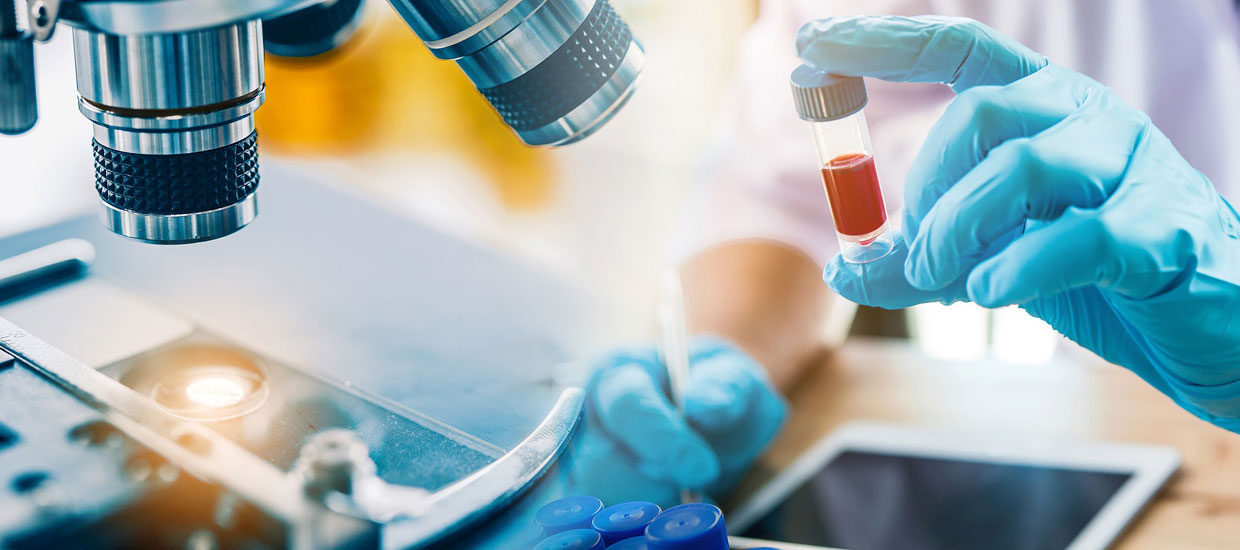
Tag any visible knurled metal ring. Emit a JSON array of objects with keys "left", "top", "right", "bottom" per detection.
[
  {"left": 94, "top": 132, "right": 260, "bottom": 215},
  {"left": 476, "top": 0, "right": 632, "bottom": 131}
]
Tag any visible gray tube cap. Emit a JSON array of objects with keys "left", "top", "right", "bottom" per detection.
[{"left": 790, "top": 64, "right": 867, "bottom": 122}]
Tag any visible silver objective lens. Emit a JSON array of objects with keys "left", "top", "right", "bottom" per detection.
[
  {"left": 54, "top": 0, "right": 641, "bottom": 245},
  {"left": 73, "top": 21, "right": 265, "bottom": 244},
  {"left": 390, "top": 0, "right": 644, "bottom": 146}
]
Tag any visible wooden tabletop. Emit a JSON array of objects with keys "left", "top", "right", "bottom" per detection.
[{"left": 730, "top": 339, "right": 1240, "bottom": 550}]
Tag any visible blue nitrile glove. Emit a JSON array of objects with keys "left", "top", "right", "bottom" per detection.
[
  {"left": 558, "top": 337, "right": 787, "bottom": 505},
  {"left": 801, "top": 16, "right": 1240, "bottom": 431},
  {"left": 465, "top": 338, "right": 786, "bottom": 549}
]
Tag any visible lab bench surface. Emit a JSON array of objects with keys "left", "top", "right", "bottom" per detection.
[{"left": 730, "top": 339, "right": 1240, "bottom": 550}]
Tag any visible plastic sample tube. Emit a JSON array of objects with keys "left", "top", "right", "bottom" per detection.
[
  {"left": 592, "top": 501, "right": 662, "bottom": 544},
  {"left": 644, "top": 503, "right": 729, "bottom": 550},
  {"left": 532, "top": 529, "right": 606, "bottom": 550},
  {"left": 535, "top": 495, "right": 606, "bottom": 535},
  {"left": 791, "top": 65, "right": 894, "bottom": 263}
]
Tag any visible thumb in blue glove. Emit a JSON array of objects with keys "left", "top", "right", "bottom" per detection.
[{"left": 823, "top": 230, "right": 971, "bottom": 310}]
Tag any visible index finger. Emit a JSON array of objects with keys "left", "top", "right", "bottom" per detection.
[{"left": 796, "top": 15, "right": 1047, "bottom": 92}]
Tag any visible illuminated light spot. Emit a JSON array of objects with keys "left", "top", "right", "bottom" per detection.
[{"left": 184, "top": 376, "right": 248, "bottom": 408}]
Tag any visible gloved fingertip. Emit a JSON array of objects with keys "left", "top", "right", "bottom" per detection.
[
  {"left": 823, "top": 253, "right": 863, "bottom": 283},
  {"left": 793, "top": 19, "right": 819, "bottom": 48},
  {"left": 966, "top": 262, "right": 1006, "bottom": 308},
  {"left": 591, "top": 365, "right": 667, "bottom": 429},
  {"left": 823, "top": 255, "right": 859, "bottom": 294},
  {"left": 794, "top": 17, "right": 860, "bottom": 68},
  {"left": 684, "top": 353, "right": 758, "bottom": 428},
  {"left": 685, "top": 385, "right": 746, "bottom": 431},
  {"left": 667, "top": 439, "right": 721, "bottom": 488}
]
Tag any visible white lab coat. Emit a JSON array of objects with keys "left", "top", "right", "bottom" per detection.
[{"left": 679, "top": 0, "right": 1240, "bottom": 265}]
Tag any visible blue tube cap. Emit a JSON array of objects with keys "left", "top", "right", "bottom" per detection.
[
  {"left": 645, "top": 503, "right": 729, "bottom": 550},
  {"left": 535, "top": 495, "right": 606, "bottom": 535},
  {"left": 532, "top": 529, "right": 606, "bottom": 550},
  {"left": 608, "top": 536, "right": 650, "bottom": 550},
  {"left": 591, "top": 501, "right": 662, "bottom": 544}
]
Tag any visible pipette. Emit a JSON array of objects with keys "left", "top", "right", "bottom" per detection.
[{"left": 656, "top": 269, "right": 702, "bottom": 504}]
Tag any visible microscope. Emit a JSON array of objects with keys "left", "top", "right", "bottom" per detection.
[
  {"left": 0, "top": 1, "right": 642, "bottom": 548},
  {"left": 0, "top": 0, "right": 643, "bottom": 243}
]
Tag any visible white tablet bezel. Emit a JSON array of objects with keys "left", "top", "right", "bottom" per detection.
[{"left": 728, "top": 421, "right": 1180, "bottom": 550}]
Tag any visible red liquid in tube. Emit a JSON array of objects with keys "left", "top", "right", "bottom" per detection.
[{"left": 821, "top": 153, "right": 886, "bottom": 243}]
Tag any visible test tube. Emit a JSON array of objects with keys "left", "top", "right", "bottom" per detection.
[
  {"left": 645, "top": 503, "right": 729, "bottom": 550},
  {"left": 790, "top": 65, "right": 894, "bottom": 263},
  {"left": 535, "top": 495, "right": 605, "bottom": 535}
]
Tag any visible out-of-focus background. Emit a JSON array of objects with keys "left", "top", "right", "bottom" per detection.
[{"left": 0, "top": 0, "right": 1061, "bottom": 363}]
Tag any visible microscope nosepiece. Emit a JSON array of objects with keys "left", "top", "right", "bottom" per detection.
[
  {"left": 73, "top": 21, "right": 265, "bottom": 244},
  {"left": 392, "top": 0, "right": 644, "bottom": 146}
]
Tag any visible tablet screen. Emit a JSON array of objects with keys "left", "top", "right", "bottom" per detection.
[{"left": 738, "top": 450, "right": 1132, "bottom": 550}]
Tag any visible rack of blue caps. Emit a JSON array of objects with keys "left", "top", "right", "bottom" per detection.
[{"left": 514, "top": 495, "right": 780, "bottom": 550}]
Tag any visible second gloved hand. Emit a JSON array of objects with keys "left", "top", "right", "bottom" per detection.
[
  {"left": 802, "top": 16, "right": 1240, "bottom": 430},
  {"left": 557, "top": 337, "right": 787, "bottom": 505},
  {"left": 468, "top": 338, "right": 785, "bottom": 549}
]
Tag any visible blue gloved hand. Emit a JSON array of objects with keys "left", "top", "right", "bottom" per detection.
[
  {"left": 468, "top": 338, "right": 786, "bottom": 549},
  {"left": 800, "top": 16, "right": 1240, "bottom": 430},
  {"left": 557, "top": 337, "right": 787, "bottom": 505}
]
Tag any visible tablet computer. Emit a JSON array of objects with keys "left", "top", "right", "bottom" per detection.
[{"left": 728, "top": 422, "right": 1179, "bottom": 550}]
